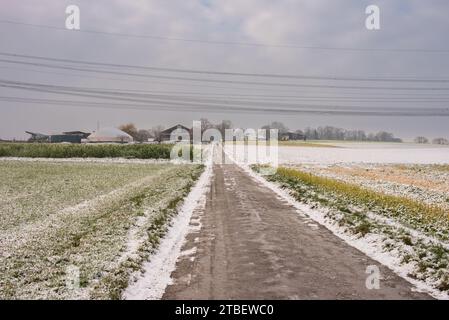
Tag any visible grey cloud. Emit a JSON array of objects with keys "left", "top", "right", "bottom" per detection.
[{"left": 0, "top": 0, "right": 448, "bottom": 140}]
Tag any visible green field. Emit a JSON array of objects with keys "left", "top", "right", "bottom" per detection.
[
  {"left": 0, "top": 143, "right": 174, "bottom": 159},
  {"left": 0, "top": 160, "right": 203, "bottom": 299}
]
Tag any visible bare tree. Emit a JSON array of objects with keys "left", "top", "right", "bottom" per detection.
[
  {"left": 302, "top": 126, "right": 401, "bottom": 142},
  {"left": 134, "top": 129, "right": 152, "bottom": 143},
  {"left": 150, "top": 125, "right": 165, "bottom": 142},
  {"left": 432, "top": 137, "right": 449, "bottom": 145},
  {"left": 304, "top": 127, "right": 318, "bottom": 140},
  {"left": 270, "top": 122, "right": 289, "bottom": 135},
  {"left": 200, "top": 118, "right": 214, "bottom": 133},
  {"left": 414, "top": 136, "right": 429, "bottom": 144},
  {"left": 119, "top": 123, "right": 138, "bottom": 139},
  {"left": 215, "top": 120, "right": 233, "bottom": 140},
  {"left": 374, "top": 131, "right": 397, "bottom": 142},
  {"left": 262, "top": 122, "right": 288, "bottom": 134},
  {"left": 261, "top": 122, "right": 288, "bottom": 140}
]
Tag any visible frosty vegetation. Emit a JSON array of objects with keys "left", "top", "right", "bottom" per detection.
[{"left": 0, "top": 160, "right": 203, "bottom": 299}]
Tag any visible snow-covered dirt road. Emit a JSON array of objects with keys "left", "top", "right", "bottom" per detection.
[{"left": 162, "top": 163, "right": 430, "bottom": 299}]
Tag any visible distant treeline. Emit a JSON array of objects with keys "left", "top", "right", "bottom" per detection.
[
  {"left": 303, "top": 126, "right": 402, "bottom": 142},
  {"left": 414, "top": 136, "right": 449, "bottom": 145},
  {"left": 0, "top": 143, "right": 174, "bottom": 159}
]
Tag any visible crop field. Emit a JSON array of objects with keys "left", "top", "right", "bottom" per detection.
[
  {"left": 289, "top": 163, "right": 449, "bottom": 211},
  {"left": 225, "top": 142, "right": 449, "bottom": 166},
  {"left": 278, "top": 143, "right": 449, "bottom": 165},
  {"left": 0, "top": 159, "right": 203, "bottom": 299}
]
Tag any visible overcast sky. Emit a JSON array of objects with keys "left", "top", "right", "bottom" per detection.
[{"left": 1, "top": 0, "right": 448, "bottom": 140}]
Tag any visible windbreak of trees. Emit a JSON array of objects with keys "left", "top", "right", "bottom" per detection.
[
  {"left": 414, "top": 136, "right": 429, "bottom": 144},
  {"left": 414, "top": 136, "right": 449, "bottom": 145},
  {"left": 261, "top": 121, "right": 289, "bottom": 135},
  {"left": 240, "top": 122, "right": 404, "bottom": 143},
  {"left": 304, "top": 126, "right": 402, "bottom": 142},
  {"left": 432, "top": 138, "right": 449, "bottom": 145}
]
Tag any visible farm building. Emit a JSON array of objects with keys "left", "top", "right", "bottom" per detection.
[
  {"left": 26, "top": 130, "right": 91, "bottom": 143},
  {"left": 280, "top": 131, "right": 306, "bottom": 141},
  {"left": 87, "top": 127, "right": 133, "bottom": 143},
  {"left": 62, "top": 131, "right": 91, "bottom": 139},
  {"left": 160, "top": 124, "right": 191, "bottom": 143},
  {"left": 26, "top": 131, "right": 49, "bottom": 142},
  {"left": 49, "top": 135, "right": 83, "bottom": 144},
  {"left": 262, "top": 130, "right": 305, "bottom": 141}
]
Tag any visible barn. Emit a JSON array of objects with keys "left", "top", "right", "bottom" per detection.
[{"left": 159, "top": 124, "right": 191, "bottom": 143}]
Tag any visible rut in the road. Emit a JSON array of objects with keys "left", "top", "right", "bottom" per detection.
[{"left": 163, "top": 164, "right": 430, "bottom": 299}]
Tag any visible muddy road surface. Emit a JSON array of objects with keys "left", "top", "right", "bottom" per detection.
[{"left": 163, "top": 163, "right": 430, "bottom": 299}]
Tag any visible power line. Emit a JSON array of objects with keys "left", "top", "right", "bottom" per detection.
[
  {"left": 5, "top": 64, "right": 449, "bottom": 98},
  {"left": 2, "top": 59, "right": 449, "bottom": 91},
  {"left": 1, "top": 95, "right": 447, "bottom": 117},
  {"left": 1, "top": 52, "right": 448, "bottom": 83},
  {"left": 2, "top": 79, "right": 449, "bottom": 105},
  {"left": 0, "top": 65, "right": 315, "bottom": 94},
  {"left": 1, "top": 19, "right": 448, "bottom": 54},
  {"left": 2, "top": 80, "right": 448, "bottom": 116}
]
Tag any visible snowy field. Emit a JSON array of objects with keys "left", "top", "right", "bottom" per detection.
[
  {"left": 279, "top": 143, "right": 449, "bottom": 165},
  {"left": 225, "top": 142, "right": 449, "bottom": 165},
  {"left": 0, "top": 160, "right": 203, "bottom": 299}
]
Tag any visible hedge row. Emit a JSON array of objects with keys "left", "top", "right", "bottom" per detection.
[{"left": 0, "top": 143, "right": 174, "bottom": 159}]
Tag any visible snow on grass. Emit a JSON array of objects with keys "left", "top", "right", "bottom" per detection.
[
  {"left": 0, "top": 160, "right": 204, "bottom": 299},
  {"left": 289, "top": 164, "right": 449, "bottom": 211},
  {"left": 0, "top": 160, "right": 173, "bottom": 230},
  {"left": 123, "top": 146, "right": 213, "bottom": 300}
]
